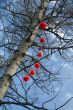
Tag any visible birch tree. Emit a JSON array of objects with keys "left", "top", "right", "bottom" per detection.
[{"left": 0, "top": 0, "right": 73, "bottom": 110}]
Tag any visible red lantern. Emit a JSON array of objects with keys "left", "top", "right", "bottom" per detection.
[
  {"left": 39, "top": 37, "right": 46, "bottom": 43},
  {"left": 29, "top": 69, "right": 36, "bottom": 76},
  {"left": 23, "top": 75, "right": 30, "bottom": 81},
  {"left": 37, "top": 51, "right": 43, "bottom": 57},
  {"left": 39, "top": 21, "right": 48, "bottom": 30},
  {"left": 34, "top": 63, "right": 41, "bottom": 69}
]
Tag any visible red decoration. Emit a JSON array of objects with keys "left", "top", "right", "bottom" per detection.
[
  {"left": 29, "top": 69, "right": 36, "bottom": 76},
  {"left": 23, "top": 75, "right": 30, "bottom": 81},
  {"left": 37, "top": 51, "right": 43, "bottom": 57},
  {"left": 34, "top": 63, "right": 41, "bottom": 69},
  {"left": 39, "top": 37, "right": 46, "bottom": 43},
  {"left": 39, "top": 21, "right": 48, "bottom": 30}
]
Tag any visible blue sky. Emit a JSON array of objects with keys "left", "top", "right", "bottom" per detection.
[{"left": 48, "top": 56, "right": 73, "bottom": 110}]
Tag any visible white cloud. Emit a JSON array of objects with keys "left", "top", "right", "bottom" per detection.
[
  {"left": 55, "top": 87, "right": 60, "bottom": 91},
  {"left": 62, "top": 63, "right": 73, "bottom": 72},
  {"left": 60, "top": 97, "right": 65, "bottom": 102},
  {"left": 50, "top": 1, "right": 56, "bottom": 6},
  {"left": 60, "top": 92, "right": 73, "bottom": 102},
  {"left": 65, "top": 92, "right": 73, "bottom": 99}
]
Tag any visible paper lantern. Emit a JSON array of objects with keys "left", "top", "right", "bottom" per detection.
[
  {"left": 34, "top": 63, "right": 41, "bottom": 69},
  {"left": 29, "top": 69, "right": 36, "bottom": 76},
  {"left": 39, "top": 21, "right": 48, "bottom": 30},
  {"left": 37, "top": 51, "right": 43, "bottom": 57},
  {"left": 39, "top": 37, "right": 46, "bottom": 43},
  {"left": 23, "top": 75, "right": 30, "bottom": 81}
]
